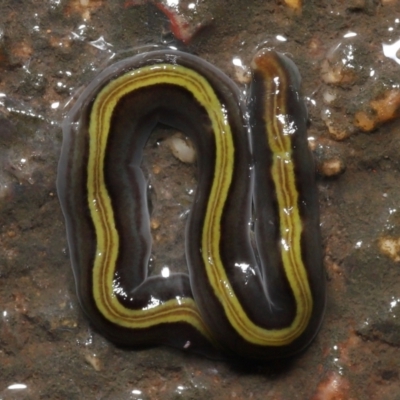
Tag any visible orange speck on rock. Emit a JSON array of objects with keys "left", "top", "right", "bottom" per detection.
[
  {"left": 150, "top": 218, "right": 160, "bottom": 230},
  {"left": 48, "top": 35, "right": 72, "bottom": 49},
  {"left": 308, "top": 37, "right": 325, "bottom": 58},
  {"left": 153, "top": 165, "right": 161, "bottom": 174},
  {"left": 337, "top": 329, "right": 361, "bottom": 367},
  {"left": 12, "top": 41, "right": 33, "bottom": 61},
  {"left": 13, "top": 291, "right": 29, "bottom": 314},
  {"left": 311, "top": 371, "right": 351, "bottom": 400},
  {"left": 283, "top": 0, "right": 302, "bottom": 11},
  {"left": 65, "top": 0, "right": 104, "bottom": 20},
  {"left": 324, "top": 255, "right": 346, "bottom": 292}
]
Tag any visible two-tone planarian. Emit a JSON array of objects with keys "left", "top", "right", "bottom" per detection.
[{"left": 57, "top": 48, "right": 325, "bottom": 360}]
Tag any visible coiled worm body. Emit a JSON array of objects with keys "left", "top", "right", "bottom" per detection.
[{"left": 57, "top": 49, "right": 325, "bottom": 360}]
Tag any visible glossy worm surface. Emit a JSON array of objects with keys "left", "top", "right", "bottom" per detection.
[{"left": 57, "top": 49, "right": 325, "bottom": 360}]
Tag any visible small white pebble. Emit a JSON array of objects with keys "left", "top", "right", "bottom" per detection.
[
  {"left": 319, "top": 158, "right": 345, "bottom": 177},
  {"left": 322, "top": 88, "right": 337, "bottom": 105},
  {"left": 168, "top": 135, "right": 196, "bottom": 164}
]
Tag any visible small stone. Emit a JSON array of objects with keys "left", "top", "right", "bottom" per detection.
[
  {"left": 319, "top": 158, "right": 346, "bottom": 177},
  {"left": 314, "top": 138, "right": 346, "bottom": 177},
  {"left": 354, "top": 89, "right": 400, "bottom": 132},
  {"left": 321, "top": 108, "right": 352, "bottom": 141},
  {"left": 150, "top": 218, "right": 160, "bottom": 230},
  {"left": 354, "top": 111, "right": 376, "bottom": 132},
  {"left": 152, "top": 165, "right": 161, "bottom": 174},
  {"left": 84, "top": 353, "right": 102, "bottom": 371},
  {"left": 378, "top": 236, "right": 400, "bottom": 262},
  {"left": 321, "top": 58, "right": 357, "bottom": 85},
  {"left": 168, "top": 135, "right": 196, "bottom": 164},
  {"left": 321, "top": 38, "right": 365, "bottom": 86},
  {"left": 370, "top": 89, "right": 400, "bottom": 122}
]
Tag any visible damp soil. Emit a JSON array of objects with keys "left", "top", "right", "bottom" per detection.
[{"left": 1, "top": 1, "right": 400, "bottom": 399}]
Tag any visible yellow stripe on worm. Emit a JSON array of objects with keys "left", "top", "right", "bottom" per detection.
[
  {"left": 57, "top": 49, "right": 325, "bottom": 360},
  {"left": 89, "top": 65, "right": 231, "bottom": 338}
]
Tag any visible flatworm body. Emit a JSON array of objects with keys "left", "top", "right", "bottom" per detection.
[{"left": 57, "top": 49, "right": 325, "bottom": 360}]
